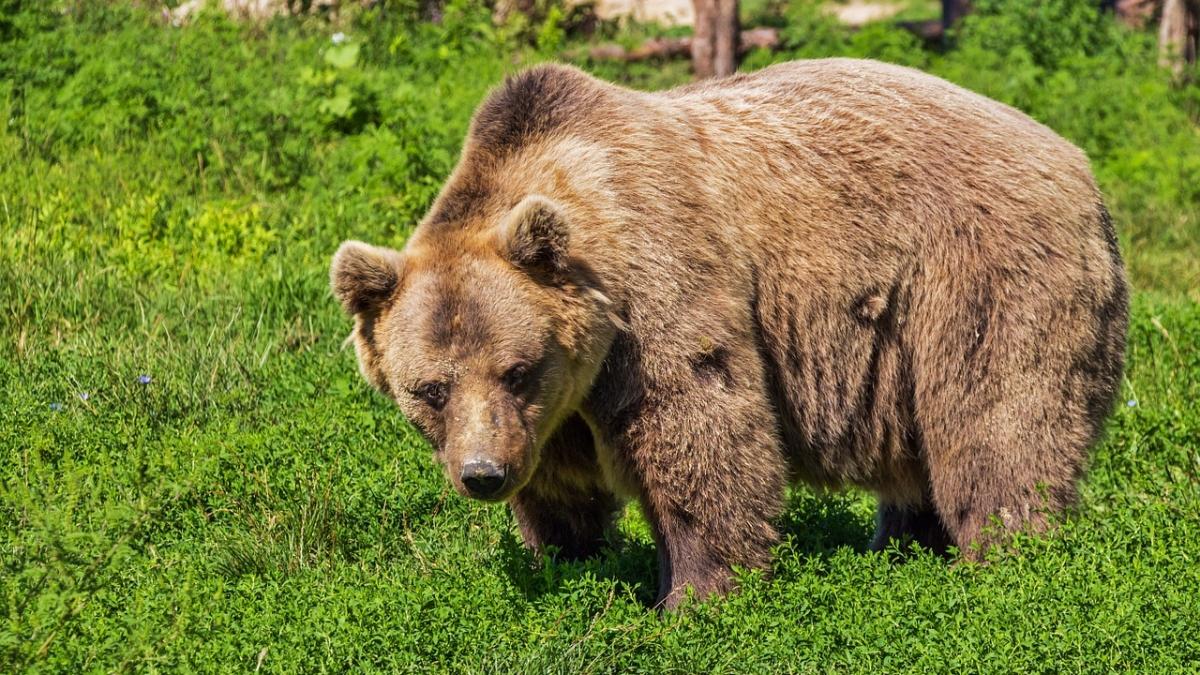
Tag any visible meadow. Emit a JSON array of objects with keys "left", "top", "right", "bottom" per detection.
[{"left": 2, "top": 0, "right": 1198, "bottom": 671}]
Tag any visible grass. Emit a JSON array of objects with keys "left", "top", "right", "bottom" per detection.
[{"left": 2, "top": 0, "right": 1198, "bottom": 671}]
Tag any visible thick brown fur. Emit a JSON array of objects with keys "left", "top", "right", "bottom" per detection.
[{"left": 331, "top": 59, "right": 1129, "bottom": 608}]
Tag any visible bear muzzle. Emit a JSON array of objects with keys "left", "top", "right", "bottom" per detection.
[{"left": 460, "top": 459, "right": 509, "bottom": 500}]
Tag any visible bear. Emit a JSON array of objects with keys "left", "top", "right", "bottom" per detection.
[{"left": 330, "top": 59, "right": 1128, "bottom": 609}]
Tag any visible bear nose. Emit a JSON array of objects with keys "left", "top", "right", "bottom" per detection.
[{"left": 461, "top": 460, "right": 507, "bottom": 499}]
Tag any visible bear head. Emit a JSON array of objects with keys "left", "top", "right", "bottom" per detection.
[{"left": 331, "top": 195, "right": 621, "bottom": 502}]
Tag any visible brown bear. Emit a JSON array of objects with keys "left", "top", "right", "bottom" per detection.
[{"left": 330, "top": 59, "right": 1128, "bottom": 608}]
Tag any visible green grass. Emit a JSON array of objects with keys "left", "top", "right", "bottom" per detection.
[{"left": 2, "top": 1, "right": 1199, "bottom": 671}]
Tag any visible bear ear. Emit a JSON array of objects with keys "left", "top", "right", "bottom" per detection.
[
  {"left": 330, "top": 240, "right": 405, "bottom": 315},
  {"left": 495, "top": 195, "right": 571, "bottom": 280}
]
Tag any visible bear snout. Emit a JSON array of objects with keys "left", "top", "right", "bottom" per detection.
[{"left": 460, "top": 459, "right": 508, "bottom": 500}]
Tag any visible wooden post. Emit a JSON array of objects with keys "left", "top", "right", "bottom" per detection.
[
  {"left": 941, "top": 0, "right": 972, "bottom": 29},
  {"left": 1160, "top": 0, "right": 1200, "bottom": 74},
  {"left": 691, "top": 0, "right": 739, "bottom": 78}
]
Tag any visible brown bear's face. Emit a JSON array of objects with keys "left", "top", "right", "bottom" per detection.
[{"left": 331, "top": 196, "right": 618, "bottom": 502}]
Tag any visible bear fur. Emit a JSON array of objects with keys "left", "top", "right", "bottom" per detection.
[{"left": 331, "top": 59, "right": 1128, "bottom": 608}]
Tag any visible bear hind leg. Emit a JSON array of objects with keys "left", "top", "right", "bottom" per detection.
[
  {"left": 910, "top": 267, "right": 1115, "bottom": 560},
  {"left": 921, "top": 404, "right": 1086, "bottom": 561},
  {"left": 870, "top": 500, "right": 953, "bottom": 556}
]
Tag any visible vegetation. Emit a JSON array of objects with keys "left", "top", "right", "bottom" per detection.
[{"left": 2, "top": 0, "right": 1197, "bottom": 670}]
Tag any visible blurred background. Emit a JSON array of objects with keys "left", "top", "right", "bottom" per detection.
[{"left": 2, "top": 0, "right": 1197, "bottom": 297}]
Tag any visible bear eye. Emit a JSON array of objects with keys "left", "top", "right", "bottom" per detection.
[
  {"left": 501, "top": 363, "right": 532, "bottom": 393},
  {"left": 410, "top": 381, "right": 449, "bottom": 410}
]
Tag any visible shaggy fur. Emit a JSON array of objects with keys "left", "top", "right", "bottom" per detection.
[{"left": 331, "top": 59, "right": 1128, "bottom": 608}]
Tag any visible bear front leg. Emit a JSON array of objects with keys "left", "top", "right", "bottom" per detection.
[
  {"left": 508, "top": 414, "right": 621, "bottom": 561},
  {"left": 509, "top": 485, "right": 619, "bottom": 561},
  {"left": 613, "top": 356, "right": 788, "bottom": 609}
]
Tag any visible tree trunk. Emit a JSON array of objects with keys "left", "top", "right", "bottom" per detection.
[
  {"left": 941, "top": 0, "right": 972, "bottom": 28},
  {"left": 583, "top": 27, "right": 777, "bottom": 62},
  {"left": 691, "top": 0, "right": 739, "bottom": 78},
  {"left": 1159, "top": 0, "right": 1200, "bottom": 74}
]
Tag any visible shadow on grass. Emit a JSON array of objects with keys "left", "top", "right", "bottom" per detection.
[
  {"left": 498, "top": 490, "right": 878, "bottom": 606},
  {"left": 775, "top": 491, "right": 877, "bottom": 556},
  {"left": 497, "top": 527, "right": 661, "bottom": 606}
]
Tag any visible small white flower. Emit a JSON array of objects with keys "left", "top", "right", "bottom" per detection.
[{"left": 331, "top": 32, "right": 347, "bottom": 45}]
